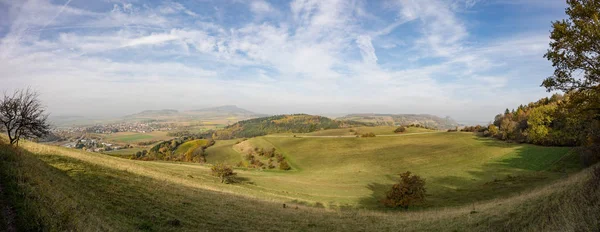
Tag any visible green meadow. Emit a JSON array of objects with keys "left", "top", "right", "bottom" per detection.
[{"left": 203, "top": 132, "right": 576, "bottom": 208}]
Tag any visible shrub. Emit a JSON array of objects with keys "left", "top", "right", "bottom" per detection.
[
  {"left": 382, "top": 171, "right": 426, "bottom": 209},
  {"left": 361, "top": 132, "right": 376, "bottom": 137},
  {"left": 279, "top": 160, "right": 291, "bottom": 170},
  {"left": 276, "top": 154, "right": 285, "bottom": 162},
  {"left": 211, "top": 164, "right": 237, "bottom": 183},
  {"left": 394, "top": 126, "right": 406, "bottom": 133},
  {"left": 245, "top": 153, "right": 255, "bottom": 161}
]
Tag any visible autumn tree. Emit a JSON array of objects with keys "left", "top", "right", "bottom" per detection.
[
  {"left": 382, "top": 171, "right": 426, "bottom": 209},
  {"left": 0, "top": 88, "right": 51, "bottom": 146},
  {"left": 211, "top": 163, "right": 237, "bottom": 183},
  {"left": 543, "top": 0, "right": 600, "bottom": 163},
  {"left": 543, "top": 0, "right": 600, "bottom": 92},
  {"left": 527, "top": 104, "right": 557, "bottom": 144}
]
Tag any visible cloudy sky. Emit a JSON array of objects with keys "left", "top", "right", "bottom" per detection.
[{"left": 0, "top": 0, "right": 567, "bottom": 123}]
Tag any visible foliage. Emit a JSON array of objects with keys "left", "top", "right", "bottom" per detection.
[
  {"left": 394, "top": 126, "right": 406, "bottom": 133},
  {"left": 0, "top": 89, "right": 50, "bottom": 146},
  {"left": 210, "top": 163, "right": 236, "bottom": 183},
  {"left": 540, "top": 0, "right": 600, "bottom": 163},
  {"left": 361, "top": 132, "right": 376, "bottom": 137},
  {"left": 543, "top": 0, "right": 600, "bottom": 92},
  {"left": 460, "top": 125, "right": 486, "bottom": 133},
  {"left": 485, "top": 93, "right": 588, "bottom": 146},
  {"left": 382, "top": 172, "right": 426, "bottom": 209},
  {"left": 135, "top": 138, "right": 214, "bottom": 162},
  {"left": 279, "top": 160, "right": 291, "bottom": 170}
]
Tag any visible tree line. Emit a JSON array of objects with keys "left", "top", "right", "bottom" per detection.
[{"left": 212, "top": 114, "right": 370, "bottom": 139}]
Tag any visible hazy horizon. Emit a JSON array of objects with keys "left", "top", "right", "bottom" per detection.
[{"left": 0, "top": 0, "right": 567, "bottom": 123}]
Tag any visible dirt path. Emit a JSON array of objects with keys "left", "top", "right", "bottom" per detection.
[
  {"left": 0, "top": 181, "right": 17, "bottom": 232},
  {"left": 266, "top": 131, "right": 443, "bottom": 138}
]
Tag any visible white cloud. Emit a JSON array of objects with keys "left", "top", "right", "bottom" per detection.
[
  {"left": 356, "top": 35, "right": 378, "bottom": 65},
  {"left": 0, "top": 0, "right": 559, "bottom": 122},
  {"left": 250, "top": 0, "right": 274, "bottom": 15}
]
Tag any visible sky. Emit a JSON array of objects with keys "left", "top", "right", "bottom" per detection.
[{"left": 0, "top": 0, "right": 568, "bottom": 123}]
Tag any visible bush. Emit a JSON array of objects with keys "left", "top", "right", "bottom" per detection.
[
  {"left": 394, "top": 126, "right": 406, "bottom": 133},
  {"left": 361, "top": 132, "right": 376, "bottom": 137},
  {"left": 382, "top": 171, "right": 426, "bottom": 209},
  {"left": 279, "top": 160, "right": 291, "bottom": 170},
  {"left": 211, "top": 164, "right": 237, "bottom": 183}
]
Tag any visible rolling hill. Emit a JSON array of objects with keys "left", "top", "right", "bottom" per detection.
[
  {"left": 338, "top": 114, "right": 460, "bottom": 129},
  {"left": 123, "top": 106, "right": 265, "bottom": 122},
  {"left": 187, "top": 105, "right": 262, "bottom": 116},
  {"left": 212, "top": 114, "right": 370, "bottom": 139},
  {"left": 124, "top": 109, "right": 180, "bottom": 118},
  {"left": 1, "top": 135, "right": 598, "bottom": 231}
]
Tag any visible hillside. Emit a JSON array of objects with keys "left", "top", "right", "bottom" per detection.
[
  {"left": 338, "top": 114, "right": 459, "bottom": 129},
  {"left": 0, "top": 138, "right": 598, "bottom": 231},
  {"left": 212, "top": 114, "right": 370, "bottom": 139},
  {"left": 124, "top": 109, "right": 179, "bottom": 118},
  {"left": 187, "top": 105, "right": 261, "bottom": 116}
]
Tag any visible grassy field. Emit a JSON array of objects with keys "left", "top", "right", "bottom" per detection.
[
  {"left": 102, "top": 131, "right": 173, "bottom": 143},
  {"left": 103, "top": 147, "right": 145, "bottom": 157},
  {"left": 204, "top": 139, "right": 243, "bottom": 164},
  {"left": 0, "top": 138, "right": 598, "bottom": 231},
  {"left": 200, "top": 133, "right": 576, "bottom": 208}
]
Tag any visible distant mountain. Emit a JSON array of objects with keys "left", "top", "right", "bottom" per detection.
[
  {"left": 123, "top": 106, "right": 265, "bottom": 122},
  {"left": 187, "top": 105, "right": 261, "bottom": 116},
  {"left": 337, "top": 114, "right": 459, "bottom": 130},
  {"left": 213, "top": 114, "right": 369, "bottom": 139},
  {"left": 125, "top": 109, "right": 179, "bottom": 118}
]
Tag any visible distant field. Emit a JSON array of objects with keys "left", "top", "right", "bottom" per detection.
[
  {"left": 103, "top": 148, "right": 144, "bottom": 157},
  {"left": 103, "top": 131, "right": 172, "bottom": 143}
]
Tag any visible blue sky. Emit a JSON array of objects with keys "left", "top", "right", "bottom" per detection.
[{"left": 0, "top": 0, "right": 568, "bottom": 123}]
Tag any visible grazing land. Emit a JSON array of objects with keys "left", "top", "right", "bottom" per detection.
[
  {"left": 202, "top": 132, "right": 577, "bottom": 208},
  {"left": 0, "top": 136, "right": 597, "bottom": 231}
]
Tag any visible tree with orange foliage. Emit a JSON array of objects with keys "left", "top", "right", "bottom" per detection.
[{"left": 382, "top": 171, "right": 426, "bottom": 209}]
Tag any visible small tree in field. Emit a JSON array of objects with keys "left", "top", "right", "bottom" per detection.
[
  {"left": 211, "top": 163, "right": 236, "bottom": 183},
  {"left": 0, "top": 88, "right": 50, "bottom": 146},
  {"left": 394, "top": 126, "right": 406, "bottom": 133},
  {"left": 382, "top": 171, "right": 426, "bottom": 209}
]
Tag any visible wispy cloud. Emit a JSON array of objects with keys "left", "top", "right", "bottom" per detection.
[{"left": 0, "top": 0, "right": 563, "bottom": 121}]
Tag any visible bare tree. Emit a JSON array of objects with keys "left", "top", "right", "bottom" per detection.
[{"left": 0, "top": 88, "right": 50, "bottom": 146}]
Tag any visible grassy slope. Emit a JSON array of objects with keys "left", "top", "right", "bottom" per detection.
[
  {"left": 173, "top": 139, "right": 208, "bottom": 155},
  {"left": 0, "top": 139, "right": 598, "bottom": 231},
  {"left": 208, "top": 133, "right": 576, "bottom": 209},
  {"left": 204, "top": 139, "right": 243, "bottom": 164}
]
